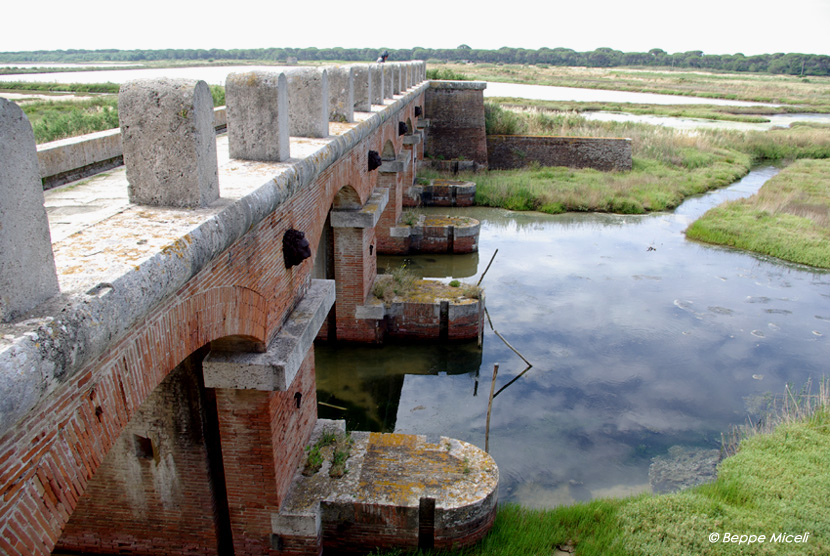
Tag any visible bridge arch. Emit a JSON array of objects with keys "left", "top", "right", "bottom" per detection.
[
  {"left": 332, "top": 183, "right": 362, "bottom": 210},
  {"left": 28, "top": 283, "right": 269, "bottom": 554},
  {"left": 381, "top": 139, "right": 396, "bottom": 160}
]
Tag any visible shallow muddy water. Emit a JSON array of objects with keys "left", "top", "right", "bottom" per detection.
[{"left": 315, "top": 166, "right": 830, "bottom": 508}]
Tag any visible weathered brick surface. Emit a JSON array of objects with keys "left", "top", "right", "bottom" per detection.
[
  {"left": 384, "top": 299, "right": 483, "bottom": 342},
  {"left": 322, "top": 502, "right": 419, "bottom": 554},
  {"left": 215, "top": 351, "right": 317, "bottom": 556},
  {"left": 487, "top": 135, "right": 633, "bottom": 171},
  {"left": 55, "top": 352, "right": 225, "bottom": 555},
  {"left": 424, "top": 82, "right": 487, "bottom": 166},
  {"left": 0, "top": 90, "right": 426, "bottom": 556}
]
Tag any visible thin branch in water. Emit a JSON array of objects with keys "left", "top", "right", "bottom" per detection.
[{"left": 477, "top": 249, "right": 499, "bottom": 287}]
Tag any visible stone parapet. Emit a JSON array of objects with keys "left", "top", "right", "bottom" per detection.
[
  {"left": 118, "top": 78, "right": 219, "bottom": 207},
  {"left": 36, "top": 108, "right": 227, "bottom": 189},
  {"left": 0, "top": 80, "right": 429, "bottom": 438},
  {"left": 327, "top": 65, "right": 355, "bottom": 123},
  {"left": 226, "top": 71, "right": 290, "bottom": 161},
  {"left": 284, "top": 68, "right": 329, "bottom": 138}
]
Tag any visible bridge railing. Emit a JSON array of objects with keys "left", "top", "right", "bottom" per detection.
[{"left": 0, "top": 60, "right": 426, "bottom": 435}]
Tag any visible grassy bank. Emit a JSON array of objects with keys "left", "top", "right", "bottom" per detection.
[
  {"left": 686, "top": 159, "right": 830, "bottom": 268},
  {"left": 22, "top": 96, "right": 121, "bottom": 143},
  {"left": 425, "top": 104, "right": 830, "bottom": 215},
  {"left": 376, "top": 382, "right": 830, "bottom": 556},
  {"left": 488, "top": 96, "right": 822, "bottom": 124}
]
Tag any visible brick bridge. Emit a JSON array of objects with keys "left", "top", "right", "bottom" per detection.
[{"left": 0, "top": 63, "right": 498, "bottom": 555}]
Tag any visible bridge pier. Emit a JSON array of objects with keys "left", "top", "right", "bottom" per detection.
[
  {"left": 375, "top": 154, "right": 409, "bottom": 253},
  {"left": 203, "top": 279, "right": 334, "bottom": 555},
  {"left": 330, "top": 190, "right": 387, "bottom": 342}
]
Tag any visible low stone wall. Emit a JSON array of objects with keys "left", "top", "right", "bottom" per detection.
[
  {"left": 37, "top": 107, "right": 227, "bottom": 189},
  {"left": 403, "top": 179, "right": 475, "bottom": 208},
  {"left": 487, "top": 135, "right": 632, "bottom": 171}
]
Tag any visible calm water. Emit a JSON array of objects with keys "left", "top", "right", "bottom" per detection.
[
  {"left": 315, "top": 166, "right": 830, "bottom": 508},
  {"left": 582, "top": 111, "right": 830, "bottom": 132},
  {"left": 483, "top": 81, "right": 774, "bottom": 107}
]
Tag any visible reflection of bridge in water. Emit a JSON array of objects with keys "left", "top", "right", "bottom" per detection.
[{"left": 316, "top": 340, "right": 483, "bottom": 432}]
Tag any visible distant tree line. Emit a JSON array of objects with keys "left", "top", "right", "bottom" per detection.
[{"left": 2, "top": 46, "right": 829, "bottom": 76}]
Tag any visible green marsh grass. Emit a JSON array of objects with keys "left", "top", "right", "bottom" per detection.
[
  {"left": 23, "top": 96, "right": 121, "bottom": 143},
  {"left": 433, "top": 63, "right": 830, "bottom": 108},
  {"left": 459, "top": 103, "right": 755, "bottom": 215},
  {"left": 9, "top": 83, "right": 226, "bottom": 143},
  {"left": 686, "top": 159, "right": 830, "bottom": 268}
]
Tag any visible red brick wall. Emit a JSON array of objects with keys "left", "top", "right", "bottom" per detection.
[
  {"left": 322, "top": 502, "right": 419, "bottom": 554},
  {"left": 385, "top": 300, "right": 483, "bottom": 342},
  {"left": 487, "top": 135, "right": 633, "bottom": 171},
  {"left": 424, "top": 85, "right": 487, "bottom": 166},
  {"left": 0, "top": 93, "right": 425, "bottom": 556},
  {"left": 215, "top": 350, "right": 317, "bottom": 556},
  {"left": 54, "top": 351, "right": 225, "bottom": 555}
]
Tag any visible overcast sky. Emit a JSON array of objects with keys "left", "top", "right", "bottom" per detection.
[{"left": 3, "top": 0, "right": 829, "bottom": 56}]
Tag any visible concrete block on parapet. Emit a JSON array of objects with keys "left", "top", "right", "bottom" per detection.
[
  {"left": 0, "top": 99, "right": 60, "bottom": 322},
  {"left": 352, "top": 65, "right": 371, "bottom": 112},
  {"left": 119, "top": 78, "right": 219, "bottom": 207},
  {"left": 382, "top": 63, "right": 394, "bottom": 99},
  {"left": 369, "top": 64, "right": 384, "bottom": 105},
  {"left": 226, "top": 71, "right": 290, "bottom": 162},
  {"left": 284, "top": 68, "right": 329, "bottom": 138},
  {"left": 391, "top": 63, "right": 402, "bottom": 95},
  {"left": 327, "top": 66, "right": 354, "bottom": 123},
  {"left": 413, "top": 61, "right": 425, "bottom": 83}
]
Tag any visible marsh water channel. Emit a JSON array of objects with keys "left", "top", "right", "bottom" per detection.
[{"left": 315, "top": 166, "right": 830, "bottom": 508}]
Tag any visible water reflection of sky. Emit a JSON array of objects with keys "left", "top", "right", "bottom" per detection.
[
  {"left": 316, "top": 166, "right": 830, "bottom": 508},
  {"left": 582, "top": 111, "right": 830, "bottom": 132}
]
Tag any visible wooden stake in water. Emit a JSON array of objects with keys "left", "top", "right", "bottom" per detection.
[{"left": 485, "top": 363, "right": 499, "bottom": 453}]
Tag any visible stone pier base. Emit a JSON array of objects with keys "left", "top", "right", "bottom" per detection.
[{"left": 273, "top": 420, "right": 498, "bottom": 555}]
